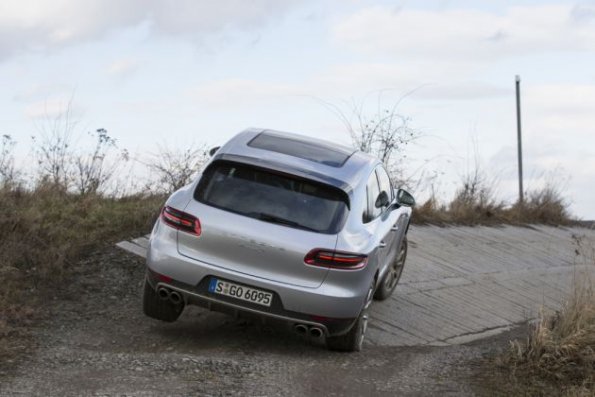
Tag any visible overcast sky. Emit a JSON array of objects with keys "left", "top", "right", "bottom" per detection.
[{"left": 1, "top": 0, "right": 594, "bottom": 218}]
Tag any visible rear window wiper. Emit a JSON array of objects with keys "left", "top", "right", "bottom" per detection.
[{"left": 249, "top": 212, "right": 319, "bottom": 232}]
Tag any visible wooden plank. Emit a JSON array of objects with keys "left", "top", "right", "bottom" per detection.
[
  {"left": 115, "top": 241, "right": 147, "bottom": 258},
  {"left": 132, "top": 237, "right": 150, "bottom": 249}
]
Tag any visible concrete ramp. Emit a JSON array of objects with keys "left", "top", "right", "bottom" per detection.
[{"left": 117, "top": 225, "right": 595, "bottom": 346}]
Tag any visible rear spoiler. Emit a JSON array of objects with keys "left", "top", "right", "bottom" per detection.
[{"left": 212, "top": 153, "right": 354, "bottom": 195}]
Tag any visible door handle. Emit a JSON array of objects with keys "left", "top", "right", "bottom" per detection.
[
  {"left": 379, "top": 241, "right": 387, "bottom": 248},
  {"left": 391, "top": 225, "right": 399, "bottom": 232}
]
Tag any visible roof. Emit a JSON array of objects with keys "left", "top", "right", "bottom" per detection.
[{"left": 211, "top": 128, "right": 379, "bottom": 192}]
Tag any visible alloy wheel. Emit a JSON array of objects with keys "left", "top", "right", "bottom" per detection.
[
  {"left": 384, "top": 244, "right": 406, "bottom": 290},
  {"left": 357, "top": 281, "right": 375, "bottom": 349}
]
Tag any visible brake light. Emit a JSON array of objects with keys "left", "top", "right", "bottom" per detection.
[
  {"left": 304, "top": 249, "right": 367, "bottom": 270},
  {"left": 161, "top": 206, "right": 201, "bottom": 236}
]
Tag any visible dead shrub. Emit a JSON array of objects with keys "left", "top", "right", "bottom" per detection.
[
  {"left": 446, "top": 168, "right": 506, "bottom": 224},
  {"left": 73, "top": 128, "right": 123, "bottom": 195},
  {"left": 412, "top": 196, "right": 449, "bottom": 224},
  {"left": 0, "top": 134, "right": 18, "bottom": 187},
  {"left": 412, "top": 180, "right": 571, "bottom": 226},
  {"left": 145, "top": 144, "right": 209, "bottom": 193},
  {"left": 324, "top": 94, "right": 422, "bottom": 187},
  {"left": 510, "top": 184, "right": 571, "bottom": 225},
  {"left": 32, "top": 105, "right": 77, "bottom": 189}
]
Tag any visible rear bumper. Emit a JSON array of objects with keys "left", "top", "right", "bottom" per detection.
[
  {"left": 146, "top": 269, "right": 356, "bottom": 336},
  {"left": 146, "top": 221, "right": 371, "bottom": 336},
  {"left": 147, "top": 224, "right": 371, "bottom": 320}
]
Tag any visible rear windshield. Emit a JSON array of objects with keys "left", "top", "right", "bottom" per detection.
[{"left": 195, "top": 161, "right": 349, "bottom": 234}]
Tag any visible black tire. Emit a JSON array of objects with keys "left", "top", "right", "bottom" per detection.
[
  {"left": 326, "top": 280, "right": 374, "bottom": 352},
  {"left": 374, "top": 236, "right": 408, "bottom": 301},
  {"left": 142, "top": 280, "right": 184, "bottom": 322}
]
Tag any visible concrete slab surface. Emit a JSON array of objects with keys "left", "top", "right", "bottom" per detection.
[{"left": 117, "top": 225, "right": 595, "bottom": 346}]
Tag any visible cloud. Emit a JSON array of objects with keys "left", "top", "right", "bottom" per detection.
[
  {"left": 149, "top": 0, "right": 302, "bottom": 37},
  {"left": 571, "top": 3, "right": 595, "bottom": 23},
  {"left": 24, "top": 96, "right": 80, "bottom": 119},
  {"left": 413, "top": 81, "right": 509, "bottom": 101},
  {"left": 186, "top": 65, "right": 415, "bottom": 110},
  {"left": 188, "top": 63, "right": 512, "bottom": 110},
  {"left": 0, "top": 0, "right": 303, "bottom": 61},
  {"left": 13, "top": 83, "right": 73, "bottom": 102},
  {"left": 526, "top": 84, "right": 595, "bottom": 117},
  {"left": 0, "top": 0, "right": 146, "bottom": 60},
  {"left": 190, "top": 79, "right": 299, "bottom": 107},
  {"left": 107, "top": 58, "right": 139, "bottom": 78},
  {"left": 332, "top": 4, "right": 595, "bottom": 60},
  {"left": 520, "top": 84, "right": 595, "bottom": 146}
]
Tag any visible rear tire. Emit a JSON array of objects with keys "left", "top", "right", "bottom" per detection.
[
  {"left": 374, "top": 237, "right": 408, "bottom": 301},
  {"left": 142, "top": 280, "right": 184, "bottom": 322},
  {"left": 326, "top": 280, "right": 374, "bottom": 352}
]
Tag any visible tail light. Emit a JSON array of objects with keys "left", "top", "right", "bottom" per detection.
[
  {"left": 304, "top": 249, "right": 367, "bottom": 270},
  {"left": 157, "top": 273, "right": 172, "bottom": 283},
  {"left": 161, "top": 206, "right": 201, "bottom": 236}
]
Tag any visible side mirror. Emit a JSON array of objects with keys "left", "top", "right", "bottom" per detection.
[
  {"left": 395, "top": 188, "right": 415, "bottom": 207},
  {"left": 209, "top": 146, "right": 221, "bottom": 157},
  {"left": 375, "top": 191, "right": 390, "bottom": 208}
]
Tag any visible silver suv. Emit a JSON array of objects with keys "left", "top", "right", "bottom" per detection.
[{"left": 143, "top": 129, "right": 414, "bottom": 351}]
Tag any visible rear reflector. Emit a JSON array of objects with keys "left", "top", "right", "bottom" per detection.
[
  {"left": 304, "top": 249, "right": 367, "bottom": 270},
  {"left": 161, "top": 206, "right": 201, "bottom": 236}
]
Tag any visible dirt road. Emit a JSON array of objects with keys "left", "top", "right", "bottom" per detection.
[
  {"left": 5, "top": 224, "right": 593, "bottom": 396},
  {"left": 1, "top": 247, "right": 515, "bottom": 396}
]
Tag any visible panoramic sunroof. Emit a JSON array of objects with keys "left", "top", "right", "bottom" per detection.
[{"left": 248, "top": 132, "right": 353, "bottom": 168}]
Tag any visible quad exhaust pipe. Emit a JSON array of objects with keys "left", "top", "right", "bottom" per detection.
[
  {"left": 157, "top": 286, "right": 170, "bottom": 300},
  {"left": 157, "top": 286, "right": 183, "bottom": 305},
  {"left": 169, "top": 291, "right": 182, "bottom": 305},
  {"left": 309, "top": 327, "right": 323, "bottom": 338},
  {"left": 293, "top": 324, "right": 324, "bottom": 338}
]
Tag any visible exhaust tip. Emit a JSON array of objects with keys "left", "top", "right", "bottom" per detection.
[
  {"left": 157, "top": 287, "right": 170, "bottom": 301},
  {"left": 294, "top": 324, "right": 308, "bottom": 335},
  {"left": 309, "top": 327, "right": 323, "bottom": 338},
  {"left": 169, "top": 291, "right": 182, "bottom": 305}
]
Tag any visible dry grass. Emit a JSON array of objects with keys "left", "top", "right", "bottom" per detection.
[
  {"left": 509, "top": 186, "right": 572, "bottom": 225},
  {"left": 507, "top": 284, "right": 594, "bottom": 382},
  {"left": 413, "top": 184, "right": 572, "bottom": 226},
  {"left": 497, "top": 256, "right": 595, "bottom": 394},
  {"left": 413, "top": 195, "right": 508, "bottom": 225},
  {"left": 0, "top": 185, "right": 164, "bottom": 365}
]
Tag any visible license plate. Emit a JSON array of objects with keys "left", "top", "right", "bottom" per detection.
[{"left": 208, "top": 278, "right": 273, "bottom": 307}]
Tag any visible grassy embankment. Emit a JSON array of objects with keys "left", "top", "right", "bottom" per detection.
[{"left": 0, "top": 186, "right": 163, "bottom": 365}]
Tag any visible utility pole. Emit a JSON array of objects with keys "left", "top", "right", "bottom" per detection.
[{"left": 515, "top": 75, "right": 524, "bottom": 205}]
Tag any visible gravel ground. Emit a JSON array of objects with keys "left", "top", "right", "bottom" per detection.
[{"left": 0, "top": 247, "right": 521, "bottom": 396}]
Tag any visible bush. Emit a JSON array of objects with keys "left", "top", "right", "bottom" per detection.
[
  {"left": 145, "top": 144, "right": 209, "bottom": 193},
  {"left": 510, "top": 185, "right": 571, "bottom": 225},
  {"left": 412, "top": 182, "right": 571, "bottom": 226}
]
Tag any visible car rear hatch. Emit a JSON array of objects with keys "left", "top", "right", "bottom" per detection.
[{"left": 176, "top": 160, "right": 349, "bottom": 289}]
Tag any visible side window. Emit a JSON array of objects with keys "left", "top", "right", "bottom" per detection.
[
  {"left": 376, "top": 166, "right": 393, "bottom": 203},
  {"left": 364, "top": 171, "right": 381, "bottom": 223}
]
